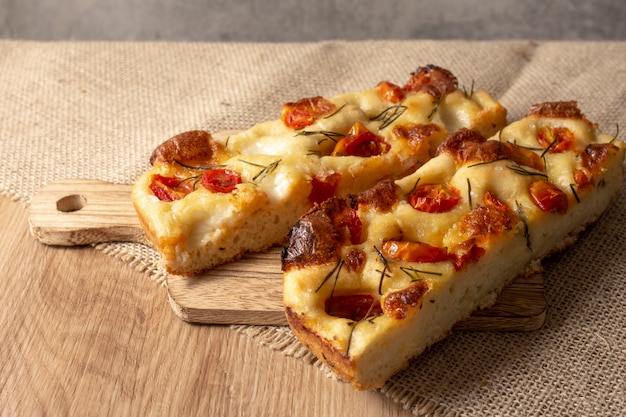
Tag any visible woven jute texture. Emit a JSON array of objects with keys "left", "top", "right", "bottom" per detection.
[{"left": 1, "top": 40, "right": 624, "bottom": 416}]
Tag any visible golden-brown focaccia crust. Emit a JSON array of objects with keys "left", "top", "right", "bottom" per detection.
[
  {"left": 132, "top": 65, "right": 507, "bottom": 276},
  {"left": 282, "top": 101, "right": 625, "bottom": 390}
]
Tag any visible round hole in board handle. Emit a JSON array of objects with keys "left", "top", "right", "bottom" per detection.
[{"left": 56, "top": 194, "right": 87, "bottom": 213}]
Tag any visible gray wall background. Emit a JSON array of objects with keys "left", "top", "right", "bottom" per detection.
[{"left": 1, "top": 0, "right": 624, "bottom": 42}]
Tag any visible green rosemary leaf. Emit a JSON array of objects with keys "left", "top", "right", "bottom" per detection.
[
  {"left": 507, "top": 164, "right": 548, "bottom": 178},
  {"left": 466, "top": 178, "right": 472, "bottom": 210},
  {"left": 515, "top": 201, "right": 532, "bottom": 252},
  {"left": 462, "top": 79, "right": 475, "bottom": 99},
  {"left": 466, "top": 157, "right": 508, "bottom": 169},
  {"left": 174, "top": 174, "right": 202, "bottom": 191},
  {"left": 570, "top": 183, "right": 580, "bottom": 203},
  {"left": 374, "top": 245, "right": 391, "bottom": 295},
  {"left": 174, "top": 160, "right": 226, "bottom": 170},
  {"left": 610, "top": 123, "right": 619, "bottom": 144},
  {"left": 315, "top": 259, "right": 344, "bottom": 293},
  {"left": 400, "top": 266, "right": 443, "bottom": 282},
  {"left": 324, "top": 103, "right": 347, "bottom": 119},
  {"left": 239, "top": 159, "right": 282, "bottom": 182},
  {"left": 427, "top": 95, "right": 442, "bottom": 121},
  {"left": 405, "top": 177, "right": 421, "bottom": 196},
  {"left": 370, "top": 105, "right": 408, "bottom": 129},
  {"left": 295, "top": 130, "right": 344, "bottom": 144}
]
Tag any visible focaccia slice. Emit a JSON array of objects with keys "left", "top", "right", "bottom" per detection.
[
  {"left": 282, "top": 101, "right": 625, "bottom": 390},
  {"left": 132, "top": 65, "right": 507, "bottom": 275}
]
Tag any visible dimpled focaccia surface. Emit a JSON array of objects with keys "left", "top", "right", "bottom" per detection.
[
  {"left": 132, "top": 65, "right": 507, "bottom": 276},
  {"left": 282, "top": 101, "right": 625, "bottom": 390}
]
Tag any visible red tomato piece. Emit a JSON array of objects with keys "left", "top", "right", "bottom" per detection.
[
  {"left": 448, "top": 239, "right": 486, "bottom": 271},
  {"left": 483, "top": 191, "right": 510, "bottom": 211},
  {"left": 201, "top": 168, "right": 242, "bottom": 193},
  {"left": 537, "top": 126, "right": 575, "bottom": 154},
  {"left": 382, "top": 240, "right": 448, "bottom": 263},
  {"left": 409, "top": 183, "right": 461, "bottom": 213},
  {"left": 573, "top": 168, "right": 593, "bottom": 188},
  {"left": 334, "top": 206, "right": 362, "bottom": 245},
  {"left": 149, "top": 174, "right": 187, "bottom": 202},
  {"left": 331, "top": 122, "right": 390, "bottom": 157},
  {"left": 375, "top": 81, "right": 405, "bottom": 103},
  {"left": 281, "top": 96, "right": 336, "bottom": 129},
  {"left": 309, "top": 172, "right": 341, "bottom": 205},
  {"left": 325, "top": 294, "right": 383, "bottom": 321},
  {"left": 528, "top": 180, "right": 568, "bottom": 214}
]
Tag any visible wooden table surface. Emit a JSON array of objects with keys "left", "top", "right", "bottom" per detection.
[{"left": 1, "top": 195, "right": 414, "bottom": 416}]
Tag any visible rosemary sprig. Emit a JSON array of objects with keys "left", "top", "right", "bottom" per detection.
[
  {"left": 466, "top": 157, "right": 508, "bottom": 169},
  {"left": 174, "top": 160, "right": 226, "bottom": 170},
  {"left": 374, "top": 245, "right": 391, "bottom": 295},
  {"left": 295, "top": 130, "right": 344, "bottom": 144},
  {"left": 315, "top": 259, "right": 344, "bottom": 293},
  {"left": 515, "top": 201, "right": 532, "bottom": 252},
  {"left": 466, "top": 178, "right": 473, "bottom": 210},
  {"left": 405, "top": 177, "right": 421, "bottom": 196},
  {"left": 507, "top": 164, "right": 548, "bottom": 178},
  {"left": 569, "top": 184, "right": 581, "bottom": 203},
  {"left": 610, "top": 123, "right": 620, "bottom": 144},
  {"left": 323, "top": 103, "right": 347, "bottom": 119},
  {"left": 540, "top": 136, "right": 558, "bottom": 158},
  {"left": 370, "top": 105, "right": 408, "bottom": 130},
  {"left": 462, "top": 79, "right": 475, "bottom": 99},
  {"left": 427, "top": 95, "right": 442, "bottom": 121},
  {"left": 345, "top": 300, "right": 381, "bottom": 356},
  {"left": 506, "top": 141, "right": 543, "bottom": 152},
  {"left": 239, "top": 159, "right": 282, "bottom": 182},
  {"left": 400, "top": 266, "right": 443, "bottom": 282},
  {"left": 174, "top": 174, "right": 203, "bottom": 191}
]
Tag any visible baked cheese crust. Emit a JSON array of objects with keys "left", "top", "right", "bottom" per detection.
[
  {"left": 132, "top": 65, "right": 507, "bottom": 275},
  {"left": 281, "top": 101, "right": 625, "bottom": 390}
]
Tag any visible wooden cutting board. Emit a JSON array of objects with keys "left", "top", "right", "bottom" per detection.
[{"left": 28, "top": 178, "right": 547, "bottom": 330}]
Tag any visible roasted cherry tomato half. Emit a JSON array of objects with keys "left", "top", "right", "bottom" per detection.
[
  {"left": 149, "top": 174, "right": 187, "bottom": 202},
  {"left": 331, "top": 122, "right": 389, "bottom": 157},
  {"left": 281, "top": 96, "right": 336, "bottom": 130},
  {"left": 528, "top": 180, "right": 568, "bottom": 214},
  {"left": 375, "top": 81, "right": 405, "bottom": 104},
  {"left": 448, "top": 239, "right": 486, "bottom": 271},
  {"left": 325, "top": 294, "right": 383, "bottom": 321},
  {"left": 308, "top": 172, "right": 341, "bottom": 205},
  {"left": 201, "top": 168, "right": 242, "bottom": 193},
  {"left": 382, "top": 240, "right": 448, "bottom": 263},
  {"left": 537, "top": 126, "right": 575, "bottom": 154},
  {"left": 409, "top": 183, "right": 461, "bottom": 213}
]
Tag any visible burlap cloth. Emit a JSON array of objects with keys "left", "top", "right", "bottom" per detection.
[{"left": 1, "top": 40, "right": 624, "bottom": 416}]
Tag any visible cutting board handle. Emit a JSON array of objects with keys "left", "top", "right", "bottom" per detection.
[{"left": 28, "top": 179, "right": 149, "bottom": 246}]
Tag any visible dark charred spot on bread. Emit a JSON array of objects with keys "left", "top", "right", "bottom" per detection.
[
  {"left": 436, "top": 128, "right": 546, "bottom": 171},
  {"left": 581, "top": 143, "right": 620, "bottom": 173},
  {"left": 282, "top": 197, "right": 351, "bottom": 271},
  {"left": 403, "top": 65, "right": 458, "bottom": 98},
  {"left": 529, "top": 101, "right": 583, "bottom": 119},
  {"left": 383, "top": 280, "right": 430, "bottom": 320},
  {"left": 149, "top": 130, "right": 229, "bottom": 166},
  {"left": 436, "top": 128, "right": 486, "bottom": 156},
  {"left": 392, "top": 123, "right": 442, "bottom": 149},
  {"left": 344, "top": 248, "right": 366, "bottom": 273},
  {"left": 457, "top": 203, "right": 517, "bottom": 242},
  {"left": 348, "top": 179, "right": 399, "bottom": 213}
]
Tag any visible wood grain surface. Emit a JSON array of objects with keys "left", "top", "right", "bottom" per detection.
[
  {"left": 28, "top": 179, "right": 547, "bottom": 329},
  {"left": 2, "top": 196, "right": 416, "bottom": 416}
]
